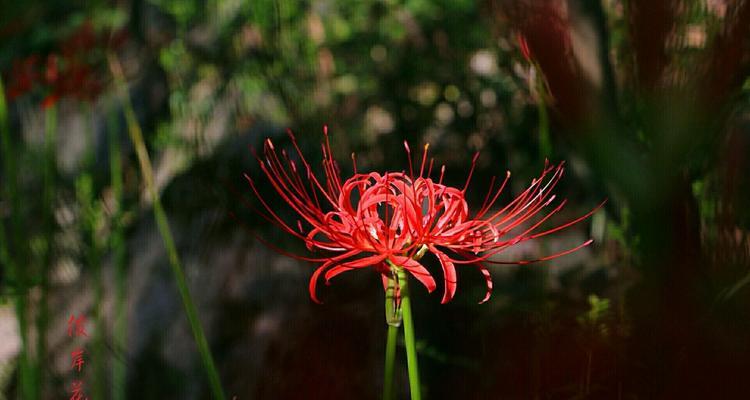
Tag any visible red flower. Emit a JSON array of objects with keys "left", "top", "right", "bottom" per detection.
[
  {"left": 3, "top": 20, "right": 114, "bottom": 106},
  {"left": 247, "top": 127, "right": 602, "bottom": 303},
  {"left": 246, "top": 127, "right": 432, "bottom": 303}
]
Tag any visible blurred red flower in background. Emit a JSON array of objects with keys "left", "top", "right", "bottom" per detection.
[
  {"left": 5, "top": 55, "right": 39, "bottom": 100},
  {"left": 3, "top": 20, "right": 126, "bottom": 105},
  {"left": 247, "top": 127, "right": 601, "bottom": 304}
]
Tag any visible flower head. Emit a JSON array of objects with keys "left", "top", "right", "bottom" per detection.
[{"left": 246, "top": 127, "right": 602, "bottom": 304}]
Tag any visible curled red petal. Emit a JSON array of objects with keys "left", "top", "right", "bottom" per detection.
[
  {"left": 309, "top": 263, "right": 329, "bottom": 304},
  {"left": 477, "top": 263, "right": 493, "bottom": 304},
  {"left": 429, "top": 246, "right": 457, "bottom": 304},
  {"left": 307, "top": 250, "right": 361, "bottom": 303},
  {"left": 390, "top": 255, "right": 436, "bottom": 293},
  {"left": 324, "top": 254, "right": 388, "bottom": 284}
]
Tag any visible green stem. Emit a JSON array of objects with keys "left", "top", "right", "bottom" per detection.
[
  {"left": 397, "top": 269, "right": 422, "bottom": 400},
  {"left": 0, "top": 77, "right": 36, "bottom": 400},
  {"left": 384, "top": 325, "right": 399, "bottom": 400},
  {"left": 38, "top": 104, "right": 57, "bottom": 397},
  {"left": 383, "top": 277, "right": 399, "bottom": 400},
  {"left": 76, "top": 172, "right": 105, "bottom": 400},
  {"left": 91, "top": 209, "right": 105, "bottom": 400},
  {"left": 80, "top": 105, "right": 105, "bottom": 400},
  {"left": 108, "top": 53, "right": 226, "bottom": 400},
  {"left": 109, "top": 104, "right": 128, "bottom": 400}
]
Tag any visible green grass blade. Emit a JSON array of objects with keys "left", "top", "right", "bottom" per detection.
[{"left": 108, "top": 53, "right": 226, "bottom": 400}]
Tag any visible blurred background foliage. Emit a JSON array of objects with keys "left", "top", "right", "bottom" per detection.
[{"left": 1, "top": 0, "right": 749, "bottom": 398}]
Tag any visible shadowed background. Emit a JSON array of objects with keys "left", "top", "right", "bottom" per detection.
[{"left": 1, "top": 0, "right": 749, "bottom": 398}]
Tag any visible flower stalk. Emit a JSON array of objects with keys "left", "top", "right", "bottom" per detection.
[
  {"left": 397, "top": 267, "right": 422, "bottom": 400},
  {"left": 383, "top": 259, "right": 423, "bottom": 400},
  {"left": 383, "top": 305, "right": 399, "bottom": 400}
]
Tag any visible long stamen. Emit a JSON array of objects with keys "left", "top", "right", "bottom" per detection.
[
  {"left": 285, "top": 128, "right": 340, "bottom": 208},
  {"left": 404, "top": 141, "right": 414, "bottom": 180},
  {"left": 419, "top": 143, "right": 429, "bottom": 178},
  {"left": 262, "top": 148, "right": 322, "bottom": 223},
  {"left": 462, "top": 152, "right": 480, "bottom": 192},
  {"left": 479, "top": 175, "right": 497, "bottom": 213},
  {"left": 459, "top": 239, "right": 595, "bottom": 266},
  {"left": 526, "top": 200, "right": 606, "bottom": 240},
  {"left": 322, "top": 126, "right": 343, "bottom": 195},
  {"left": 475, "top": 171, "right": 511, "bottom": 219}
]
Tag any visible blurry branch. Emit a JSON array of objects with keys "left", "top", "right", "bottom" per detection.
[
  {"left": 495, "top": 0, "right": 649, "bottom": 200},
  {"left": 626, "top": 0, "right": 674, "bottom": 92},
  {"left": 108, "top": 52, "right": 227, "bottom": 400},
  {"left": 490, "top": 0, "right": 750, "bottom": 394},
  {"left": 499, "top": 0, "right": 596, "bottom": 127},
  {"left": 700, "top": 0, "right": 750, "bottom": 113},
  {"left": 577, "top": 0, "right": 619, "bottom": 116}
]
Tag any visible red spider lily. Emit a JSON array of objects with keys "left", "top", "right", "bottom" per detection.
[
  {"left": 245, "top": 127, "right": 434, "bottom": 303},
  {"left": 246, "top": 127, "right": 602, "bottom": 304},
  {"left": 396, "top": 143, "right": 604, "bottom": 303}
]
